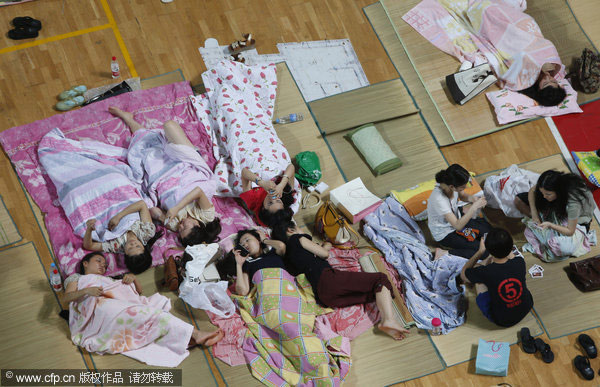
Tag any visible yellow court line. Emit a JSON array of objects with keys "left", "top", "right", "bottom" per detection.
[
  {"left": 0, "top": 24, "right": 111, "bottom": 55},
  {"left": 100, "top": 0, "right": 138, "bottom": 78}
]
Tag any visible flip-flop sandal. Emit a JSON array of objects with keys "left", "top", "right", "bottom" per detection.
[
  {"left": 377, "top": 324, "right": 406, "bottom": 341},
  {"left": 574, "top": 355, "right": 595, "bottom": 380},
  {"left": 229, "top": 33, "right": 256, "bottom": 55},
  {"left": 8, "top": 27, "right": 39, "bottom": 40},
  {"left": 12, "top": 16, "right": 42, "bottom": 30},
  {"left": 534, "top": 338, "right": 554, "bottom": 363},
  {"left": 58, "top": 85, "right": 87, "bottom": 101},
  {"left": 578, "top": 334, "right": 597, "bottom": 359},
  {"left": 519, "top": 327, "right": 536, "bottom": 354}
]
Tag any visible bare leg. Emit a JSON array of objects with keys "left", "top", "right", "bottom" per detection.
[
  {"left": 375, "top": 286, "right": 410, "bottom": 340},
  {"left": 163, "top": 120, "right": 194, "bottom": 147},
  {"left": 514, "top": 197, "right": 531, "bottom": 217},
  {"left": 108, "top": 107, "right": 144, "bottom": 133}
]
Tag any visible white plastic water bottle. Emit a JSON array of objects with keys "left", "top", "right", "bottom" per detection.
[
  {"left": 111, "top": 56, "right": 120, "bottom": 79},
  {"left": 273, "top": 113, "right": 303, "bottom": 124},
  {"left": 431, "top": 317, "right": 442, "bottom": 335},
  {"left": 49, "top": 263, "right": 63, "bottom": 292}
]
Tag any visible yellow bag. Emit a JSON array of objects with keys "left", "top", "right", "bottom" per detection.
[{"left": 314, "top": 201, "right": 360, "bottom": 248}]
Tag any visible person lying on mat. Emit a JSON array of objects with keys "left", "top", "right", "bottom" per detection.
[
  {"left": 239, "top": 164, "right": 298, "bottom": 228},
  {"left": 427, "top": 164, "right": 491, "bottom": 259},
  {"left": 63, "top": 252, "right": 223, "bottom": 367},
  {"left": 109, "top": 107, "right": 221, "bottom": 247},
  {"left": 514, "top": 170, "right": 595, "bottom": 236},
  {"left": 270, "top": 219, "right": 410, "bottom": 340},
  {"left": 83, "top": 201, "right": 162, "bottom": 274},
  {"left": 38, "top": 128, "right": 161, "bottom": 275},
  {"left": 459, "top": 228, "right": 533, "bottom": 328},
  {"left": 407, "top": 0, "right": 567, "bottom": 106}
]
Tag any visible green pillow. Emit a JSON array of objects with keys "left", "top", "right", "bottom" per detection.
[{"left": 346, "top": 123, "right": 402, "bottom": 176}]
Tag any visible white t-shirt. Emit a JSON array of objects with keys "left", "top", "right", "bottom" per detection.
[{"left": 427, "top": 185, "right": 460, "bottom": 242}]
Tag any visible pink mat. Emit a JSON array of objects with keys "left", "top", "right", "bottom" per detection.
[
  {"left": 208, "top": 247, "right": 380, "bottom": 366},
  {"left": 0, "top": 82, "right": 255, "bottom": 277}
]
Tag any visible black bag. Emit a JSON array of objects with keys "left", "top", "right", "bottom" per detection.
[
  {"left": 569, "top": 48, "right": 600, "bottom": 94},
  {"left": 82, "top": 81, "right": 132, "bottom": 106}
]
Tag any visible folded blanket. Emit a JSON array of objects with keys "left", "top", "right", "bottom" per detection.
[
  {"left": 364, "top": 197, "right": 467, "bottom": 333},
  {"left": 234, "top": 268, "right": 350, "bottom": 386},
  {"left": 70, "top": 274, "right": 193, "bottom": 367}
]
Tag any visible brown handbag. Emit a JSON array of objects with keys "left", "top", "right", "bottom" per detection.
[
  {"left": 569, "top": 256, "right": 600, "bottom": 291},
  {"left": 314, "top": 201, "right": 360, "bottom": 248},
  {"left": 164, "top": 256, "right": 180, "bottom": 291}
]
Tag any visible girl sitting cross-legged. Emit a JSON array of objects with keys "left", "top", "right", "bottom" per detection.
[
  {"left": 109, "top": 107, "right": 221, "bottom": 247},
  {"left": 63, "top": 252, "right": 223, "bottom": 367}
]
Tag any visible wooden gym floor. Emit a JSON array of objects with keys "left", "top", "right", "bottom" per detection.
[{"left": 1, "top": 0, "right": 599, "bottom": 386}]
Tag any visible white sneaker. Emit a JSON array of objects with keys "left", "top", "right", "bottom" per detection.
[{"left": 459, "top": 61, "right": 473, "bottom": 71}]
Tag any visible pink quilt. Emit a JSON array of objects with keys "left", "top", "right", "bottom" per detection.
[
  {"left": 0, "top": 82, "right": 255, "bottom": 277},
  {"left": 208, "top": 247, "right": 380, "bottom": 366}
]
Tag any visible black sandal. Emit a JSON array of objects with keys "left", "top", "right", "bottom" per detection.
[
  {"left": 578, "top": 334, "right": 597, "bottom": 359},
  {"left": 520, "top": 327, "right": 536, "bottom": 354},
  {"left": 535, "top": 338, "right": 554, "bottom": 363},
  {"left": 8, "top": 27, "right": 39, "bottom": 40},
  {"left": 12, "top": 16, "right": 42, "bottom": 30},
  {"left": 574, "top": 355, "right": 594, "bottom": 380}
]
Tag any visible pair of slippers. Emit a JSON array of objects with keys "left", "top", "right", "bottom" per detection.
[
  {"left": 8, "top": 16, "right": 42, "bottom": 40},
  {"left": 55, "top": 85, "right": 87, "bottom": 111},
  {"left": 520, "top": 327, "right": 554, "bottom": 363},
  {"left": 574, "top": 334, "right": 597, "bottom": 381}
]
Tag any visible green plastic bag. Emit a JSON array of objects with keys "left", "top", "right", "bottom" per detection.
[{"left": 295, "top": 151, "right": 322, "bottom": 186}]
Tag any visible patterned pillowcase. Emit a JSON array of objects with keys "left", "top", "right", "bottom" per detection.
[
  {"left": 572, "top": 151, "right": 600, "bottom": 187},
  {"left": 486, "top": 80, "right": 582, "bottom": 125}
]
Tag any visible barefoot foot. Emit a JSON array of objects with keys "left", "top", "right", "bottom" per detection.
[
  {"left": 190, "top": 329, "right": 223, "bottom": 348},
  {"left": 378, "top": 321, "right": 409, "bottom": 341},
  {"left": 434, "top": 248, "right": 448, "bottom": 260},
  {"left": 108, "top": 106, "right": 134, "bottom": 122}
]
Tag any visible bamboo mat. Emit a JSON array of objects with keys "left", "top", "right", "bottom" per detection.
[
  {"left": 375, "top": 0, "right": 600, "bottom": 144},
  {"left": 325, "top": 113, "right": 448, "bottom": 197},
  {"left": 430, "top": 291, "right": 542, "bottom": 366},
  {"left": 308, "top": 79, "right": 419, "bottom": 135},
  {"left": 272, "top": 63, "right": 346, "bottom": 226},
  {"left": 0, "top": 242, "right": 87, "bottom": 369},
  {"left": 0, "top": 194, "right": 21, "bottom": 248},
  {"left": 364, "top": 2, "right": 454, "bottom": 146},
  {"left": 477, "top": 154, "right": 600, "bottom": 339}
]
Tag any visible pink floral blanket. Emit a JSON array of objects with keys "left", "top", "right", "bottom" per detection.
[
  {"left": 0, "top": 82, "right": 255, "bottom": 277},
  {"left": 70, "top": 274, "right": 193, "bottom": 367},
  {"left": 208, "top": 247, "right": 380, "bottom": 366}
]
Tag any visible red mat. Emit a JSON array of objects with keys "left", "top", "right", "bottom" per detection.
[{"left": 552, "top": 98, "right": 600, "bottom": 206}]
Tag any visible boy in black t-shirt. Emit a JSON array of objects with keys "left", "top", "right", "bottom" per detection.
[{"left": 460, "top": 227, "right": 533, "bottom": 327}]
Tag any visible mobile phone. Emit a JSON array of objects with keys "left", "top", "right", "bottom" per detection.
[{"left": 235, "top": 244, "right": 249, "bottom": 257}]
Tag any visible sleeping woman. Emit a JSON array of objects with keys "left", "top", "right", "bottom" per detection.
[
  {"left": 38, "top": 128, "right": 160, "bottom": 274},
  {"left": 109, "top": 107, "right": 221, "bottom": 247},
  {"left": 64, "top": 252, "right": 222, "bottom": 367},
  {"left": 405, "top": 0, "right": 567, "bottom": 106}
]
